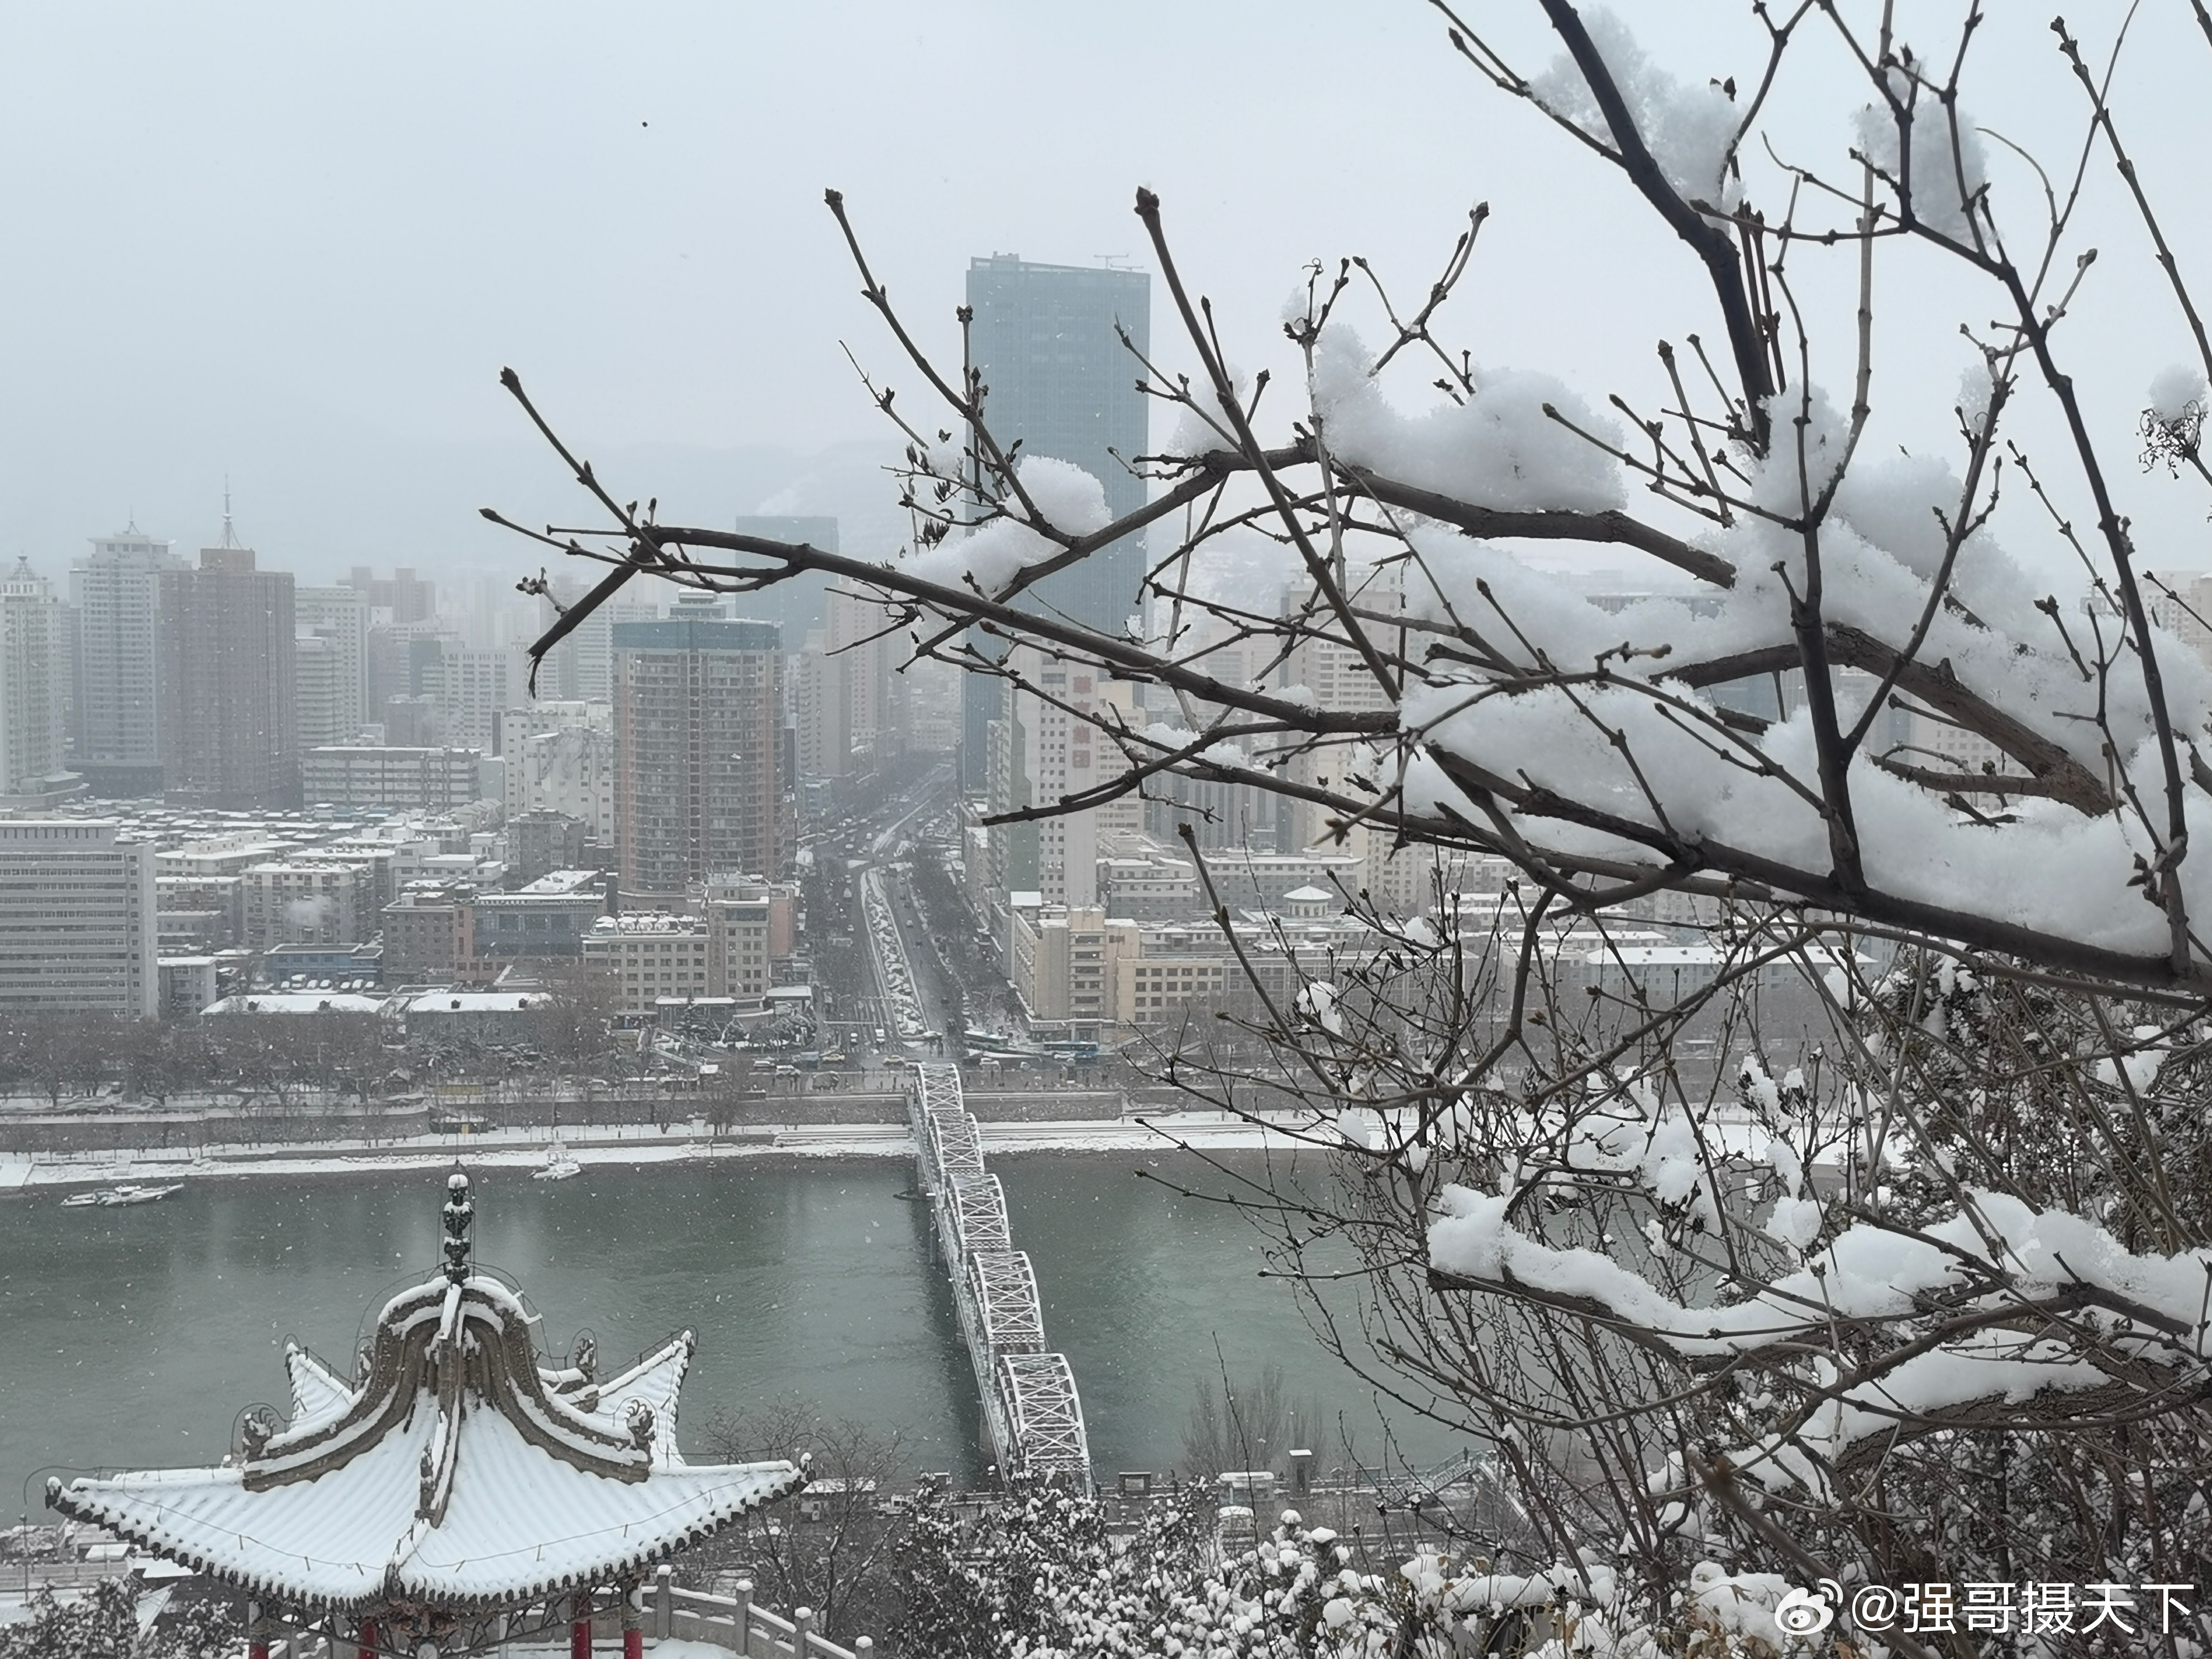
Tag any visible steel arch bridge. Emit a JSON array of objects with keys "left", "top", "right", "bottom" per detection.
[{"left": 909, "top": 1063, "right": 1091, "bottom": 1486}]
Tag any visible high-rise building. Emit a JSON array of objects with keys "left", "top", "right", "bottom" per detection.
[
  {"left": 295, "top": 633, "right": 342, "bottom": 753},
  {"left": 0, "top": 820, "right": 157, "bottom": 1014},
  {"left": 501, "top": 702, "right": 615, "bottom": 840},
  {"left": 984, "top": 644, "right": 1138, "bottom": 909},
  {"left": 959, "top": 255, "right": 1150, "bottom": 786},
  {"left": 613, "top": 600, "right": 787, "bottom": 904},
  {"left": 70, "top": 528, "right": 181, "bottom": 797},
  {"left": 345, "top": 565, "right": 437, "bottom": 624},
  {"left": 727, "top": 516, "right": 841, "bottom": 645},
  {"left": 433, "top": 644, "right": 526, "bottom": 754},
  {"left": 1278, "top": 570, "right": 1401, "bottom": 853},
  {"left": 534, "top": 577, "right": 615, "bottom": 702},
  {"left": 797, "top": 586, "right": 899, "bottom": 782},
  {"left": 159, "top": 542, "right": 300, "bottom": 810},
  {"left": 366, "top": 618, "right": 456, "bottom": 717},
  {"left": 296, "top": 585, "right": 370, "bottom": 746},
  {"left": 0, "top": 559, "right": 78, "bottom": 806}
]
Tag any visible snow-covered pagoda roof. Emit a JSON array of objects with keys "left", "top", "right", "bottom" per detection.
[{"left": 49, "top": 1171, "right": 802, "bottom": 1614}]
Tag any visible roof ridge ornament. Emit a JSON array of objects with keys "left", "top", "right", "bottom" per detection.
[{"left": 441, "top": 1169, "right": 473, "bottom": 1285}]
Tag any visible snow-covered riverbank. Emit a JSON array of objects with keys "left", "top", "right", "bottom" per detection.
[{"left": 0, "top": 1111, "right": 1320, "bottom": 1195}]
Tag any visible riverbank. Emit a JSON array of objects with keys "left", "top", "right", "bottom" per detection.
[{"left": 0, "top": 1110, "right": 1324, "bottom": 1195}]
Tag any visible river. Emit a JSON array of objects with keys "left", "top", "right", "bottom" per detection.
[{"left": 1, "top": 1151, "right": 1468, "bottom": 1519}]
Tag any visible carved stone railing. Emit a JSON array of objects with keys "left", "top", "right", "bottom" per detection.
[
  {"left": 649, "top": 1567, "right": 873, "bottom": 1659},
  {"left": 215, "top": 1573, "right": 870, "bottom": 1659}
]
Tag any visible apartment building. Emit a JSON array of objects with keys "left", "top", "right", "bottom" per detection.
[
  {"left": 1007, "top": 900, "right": 1110, "bottom": 1034},
  {"left": 295, "top": 585, "right": 370, "bottom": 747},
  {"left": 984, "top": 644, "right": 1138, "bottom": 909},
  {"left": 612, "top": 605, "right": 786, "bottom": 903},
  {"left": 301, "top": 745, "right": 483, "bottom": 812},
  {"left": 240, "top": 860, "right": 374, "bottom": 950},
  {"left": 434, "top": 645, "right": 526, "bottom": 754},
  {"left": 502, "top": 704, "right": 616, "bottom": 843},
  {"left": 702, "top": 875, "right": 798, "bottom": 1004},
  {"left": 381, "top": 881, "right": 477, "bottom": 984},
  {"left": 0, "top": 557, "right": 77, "bottom": 806},
  {"left": 70, "top": 528, "right": 180, "bottom": 797}
]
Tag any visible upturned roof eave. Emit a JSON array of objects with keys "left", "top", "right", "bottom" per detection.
[{"left": 50, "top": 1458, "right": 806, "bottom": 1615}]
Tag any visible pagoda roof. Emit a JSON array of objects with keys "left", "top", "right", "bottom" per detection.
[{"left": 50, "top": 1173, "right": 802, "bottom": 1614}]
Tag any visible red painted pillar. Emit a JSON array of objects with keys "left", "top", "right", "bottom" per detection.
[
  {"left": 570, "top": 1593, "right": 592, "bottom": 1659},
  {"left": 621, "top": 1586, "right": 642, "bottom": 1659},
  {"left": 248, "top": 1602, "right": 271, "bottom": 1659},
  {"left": 358, "top": 1620, "right": 379, "bottom": 1659}
]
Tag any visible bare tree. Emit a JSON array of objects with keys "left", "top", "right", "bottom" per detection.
[
  {"left": 286, "top": 1009, "right": 389, "bottom": 1114},
  {"left": 702, "top": 1053, "right": 756, "bottom": 1137},
  {"left": 536, "top": 955, "right": 618, "bottom": 1123},
  {"left": 7, "top": 1011, "right": 106, "bottom": 1111},
  {"left": 1179, "top": 1361, "right": 1343, "bottom": 1485},
  {"left": 693, "top": 1395, "right": 912, "bottom": 1643},
  {"left": 493, "top": 3, "right": 2212, "bottom": 1644}
]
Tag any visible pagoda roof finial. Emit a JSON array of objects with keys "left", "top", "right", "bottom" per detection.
[{"left": 441, "top": 1168, "right": 473, "bottom": 1284}]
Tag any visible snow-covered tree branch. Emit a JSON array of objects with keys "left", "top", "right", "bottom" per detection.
[{"left": 498, "top": 0, "right": 2212, "bottom": 1643}]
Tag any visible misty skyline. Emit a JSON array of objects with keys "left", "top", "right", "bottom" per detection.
[{"left": 6, "top": 4, "right": 2210, "bottom": 586}]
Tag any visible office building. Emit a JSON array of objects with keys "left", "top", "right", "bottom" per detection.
[
  {"left": 159, "top": 541, "right": 300, "bottom": 809},
  {"left": 468, "top": 868, "right": 608, "bottom": 975},
  {"left": 613, "top": 602, "right": 787, "bottom": 903},
  {"left": 0, "top": 821, "right": 157, "bottom": 1015},
  {"left": 70, "top": 528, "right": 181, "bottom": 796},
  {"left": 960, "top": 255, "right": 1150, "bottom": 786}
]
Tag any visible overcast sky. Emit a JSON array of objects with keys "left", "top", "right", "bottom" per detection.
[{"left": 4, "top": 3, "right": 2208, "bottom": 588}]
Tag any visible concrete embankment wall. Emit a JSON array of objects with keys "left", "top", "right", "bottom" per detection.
[{"left": 0, "top": 1088, "right": 1130, "bottom": 1155}]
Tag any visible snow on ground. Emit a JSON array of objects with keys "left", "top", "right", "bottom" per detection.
[{"left": 0, "top": 1112, "right": 1319, "bottom": 1192}]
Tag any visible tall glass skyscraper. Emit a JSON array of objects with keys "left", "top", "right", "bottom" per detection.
[{"left": 960, "top": 255, "right": 1151, "bottom": 788}]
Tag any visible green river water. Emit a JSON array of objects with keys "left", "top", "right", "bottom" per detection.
[{"left": 1, "top": 1151, "right": 1467, "bottom": 1519}]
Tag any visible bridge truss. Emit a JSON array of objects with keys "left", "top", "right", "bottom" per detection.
[{"left": 908, "top": 1063, "right": 1091, "bottom": 1487}]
